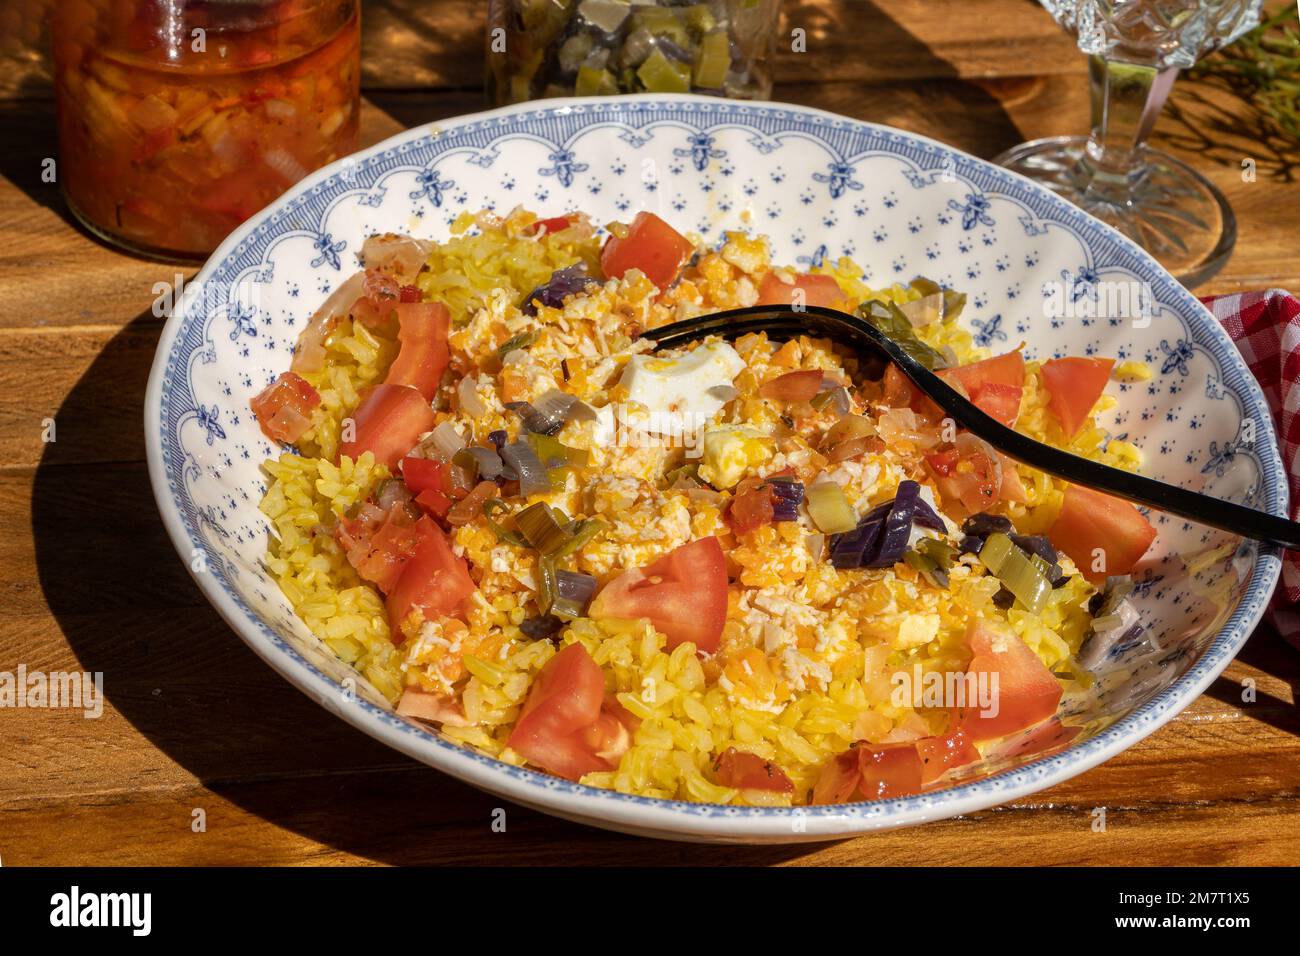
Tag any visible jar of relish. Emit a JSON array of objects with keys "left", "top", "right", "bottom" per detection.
[{"left": 53, "top": 0, "right": 361, "bottom": 259}]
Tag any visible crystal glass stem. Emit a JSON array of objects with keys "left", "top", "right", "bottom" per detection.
[{"left": 1085, "top": 56, "right": 1179, "bottom": 179}]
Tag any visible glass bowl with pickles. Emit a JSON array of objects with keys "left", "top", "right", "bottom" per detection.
[{"left": 487, "top": 0, "right": 781, "bottom": 104}]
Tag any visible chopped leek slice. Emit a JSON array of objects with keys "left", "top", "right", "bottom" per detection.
[
  {"left": 515, "top": 502, "right": 574, "bottom": 555},
  {"left": 484, "top": 498, "right": 528, "bottom": 547},
  {"left": 916, "top": 537, "right": 957, "bottom": 570},
  {"left": 497, "top": 330, "right": 538, "bottom": 358},
  {"left": 978, "top": 532, "right": 1052, "bottom": 615},
  {"left": 536, "top": 556, "right": 558, "bottom": 615}
]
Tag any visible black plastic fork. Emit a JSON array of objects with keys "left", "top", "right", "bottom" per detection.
[{"left": 648, "top": 304, "right": 1299, "bottom": 550}]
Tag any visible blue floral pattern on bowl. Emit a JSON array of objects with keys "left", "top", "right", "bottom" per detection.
[{"left": 145, "top": 95, "right": 1285, "bottom": 843}]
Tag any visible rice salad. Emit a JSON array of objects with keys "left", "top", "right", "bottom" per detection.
[{"left": 251, "top": 207, "right": 1158, "bottom": 806}]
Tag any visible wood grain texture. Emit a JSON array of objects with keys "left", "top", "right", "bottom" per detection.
[{"left": 0, "top": 0, "right": 1297, "bottom": 866}]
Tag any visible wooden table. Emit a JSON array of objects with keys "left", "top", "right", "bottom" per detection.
[{"left": 2, "top": 0, "right": 1297, "bottom": 866}]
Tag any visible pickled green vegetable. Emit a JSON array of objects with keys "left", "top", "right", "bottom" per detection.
[
  {"left": 685, "top": 4, "right": 717, "bottom": 34},
  {"left": 490, "top": 0, "right": 773, "bottom": 105},
  {"left": 637, "top": 46, "right": 691, "bottom": 93},
  {"left": 632, "top": 6, "right": 691, "bottom": 46},
  {"left": 576, "top": 64, "right": 618, "bottom": 96},
  {"left": 694, "top": 30, "right": 731, "bottom": 88},
  {"left": 858, "top": 299, "right": 949, "bottom": 370}
]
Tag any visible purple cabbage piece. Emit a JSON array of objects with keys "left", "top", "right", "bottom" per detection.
[
  {"left": 1011, "top": 533, "right": 1057, "bottom": 565},
  {"left": 768, "top": 477, "right": 804, "bottom": 522},
  {"left": 829, "top": 501, "right": 891, "bottom": 569},
  {"left": 521, "top": 263, "right": 596, "bottom": 316},
  {"left": 961, "top": 512, "right": 1012, "bottom": 538},
  {"left": 828, "top": 480, "right": 934, "bottom": 570},
  {"left": 912, "top": 495, "right": 947, "bottom": 533},
  {"left": 864, "top": 480, "right": 921, "bottom": 568}
]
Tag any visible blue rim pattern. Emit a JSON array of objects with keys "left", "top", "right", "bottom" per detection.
[{"left": 147, "top": 96, "right": 1285, "bottom": 833}]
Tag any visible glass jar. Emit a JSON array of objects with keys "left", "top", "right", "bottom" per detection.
[
  {"left": 52, "top": 0, "right": 361, "bottom": 260},
  {"left": 487, "top": 0, "right": 781, "bottom": 105}
]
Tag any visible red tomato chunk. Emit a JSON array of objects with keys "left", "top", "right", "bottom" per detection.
[
  {"left": 507, "top": 642, "right": 635, "bottom": 781},
  {"left": 588, "top": 537, "right": 728, "bottom": 653},
  {"left": 599, "top": 211, "right": 694, "bottom": 289},
  {"left": 339, "top": 383, "right": 435, "bottom": 470},
  {"left": 250, "top": 371, "right": 320, "bottom": 444}
]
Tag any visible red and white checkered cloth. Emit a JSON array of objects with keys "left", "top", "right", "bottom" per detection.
[{"left": 1200, "top": 289, "right": 1300, "bottom": 647}]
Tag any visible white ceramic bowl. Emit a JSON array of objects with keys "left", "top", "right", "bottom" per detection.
[{"left": 146, "top": 95, "right": 1285, "bottom": 843}]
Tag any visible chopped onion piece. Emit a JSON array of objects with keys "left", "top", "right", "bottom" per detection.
[
  {"left": 429, "top": 421, "right": 467, "bottom": 460},
  {"left": 457, "top": 375, "right": 487, "bottom": 417},
  {"left": 291, "top": 272, "right": 365, "bottom": 373}
]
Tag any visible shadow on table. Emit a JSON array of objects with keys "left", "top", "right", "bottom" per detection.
[
  {"left": 29, "top": 310, "right": 822, "bottom": 865},
  {"left": 1202, "top": 624, "right": 1300, "bottom": 736},
  {"left": 780, "top": 0, "right": 1028, "bottom": 157}
]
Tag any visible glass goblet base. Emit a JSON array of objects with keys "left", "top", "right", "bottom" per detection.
[{"left": 995, "top": 135, "right": 1235, "bottom": 288}]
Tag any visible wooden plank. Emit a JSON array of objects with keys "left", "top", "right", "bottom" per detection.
[
  {"left": 3, "top": 771, "right": 1296, "bottom": 865},
  {"left": 0, "top": 0, "right": 1085, "bottom": 102}
]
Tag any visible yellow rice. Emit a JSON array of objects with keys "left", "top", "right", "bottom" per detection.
[{"left": 258, "top": 206, "right": 1142, "bottom": 805}]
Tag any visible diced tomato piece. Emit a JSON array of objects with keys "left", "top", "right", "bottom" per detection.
[
  {"left": 1039, "top": 356, "right": 1115, "bottom": 438},
  {"left": 938, "top": 351, "right": 1025, "bottom": 427},
  {"left": 402, "top": 455, "right": 458, "bottom": 519},
  {"left": 400, "top": 456, "right": 451, "bottom": 496},
  {"left": 507, "top": 642, "right": 623, "bottom": 781},
  {"left": 958, "top": 621, "right": 1063, "bottom": 742},
  {"left": 528, "top": 215, "right": 575, "bottom": 235},
  {"left": 811, "top": 750, "right": 861, "bottom": 805},
  {"left": 588, "top": 537, "right": 728, "bottom": 653},
  {"left": 1049, "top": 484, "right": 1156, "bottom": 583},
  {"left": 399, "top": 284, "right": 422, "bottom": 303},
  {"left": 756, "top": 272, "right": 845, "bottom": 309},
  {"left": 385, "top": 301, "right": 450, "bottom": 401},
  {"left": 414, "top": 488, "right": 453, "bottom": 518},
  {"left": 855, "top": 742, "right": 924, "bottom": 799},
  {"left": 336, "top": 504, "right": 421, "bottom": 593},
  {"left": 384, "top": 516, "right": 476, "bottom": 640},
  {"left": 250, "top": 372, "right": 321, "bottom": 444},
  {"left": 759, "top": 369, "right": 824, "bottom": 402},
  {"left": 340, "top": 383, "right": 435, "bottom": 470},
  {"left": 713, "top": 748, "right": 795, "bottom": 793},
  {"left": 728, "top": 481, "right": 776, "bottom": 536},
  {"left": 924, "top": 447, "right": 959, "bottom": 477},
  {"left": 599, "top": 211, "right": 694, "bottom": 289},
  {"left": 997, "top": 452, "right": 1028, "bottom": 503},
  {"left": 939, "top": 349, "right": 1026, "bottom": 394},
  {"left": 941, "top": 446, "right": 1001, "bottom": 515},
  {"left": 396, "top": 686, "right": 470, "bottom": 726},
  {"left": 914, "top": 725, "right": 981, "bottom": 785},
  {"left": 968, "top": 382, "right": 1022, "bottom": 427}
]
